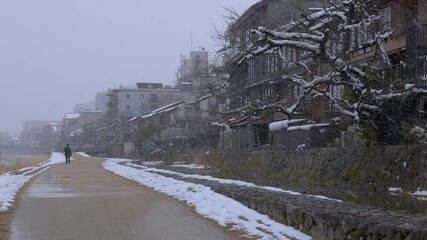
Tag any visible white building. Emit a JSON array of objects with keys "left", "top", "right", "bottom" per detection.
[
  {"left": 95, "top": 92, "right": 109, "bottom": 112},
  {"left": 177, "top": 49, "right": 209, "bottom": 90},
  {"left": 107, "top": 83, "right": 195, "bottom": 118},
  {"left": 74, "top": 101, "right": 95, "bottom": 113}
]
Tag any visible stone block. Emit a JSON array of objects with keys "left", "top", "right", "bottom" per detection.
[
  {"left": 397, "top": 223, "right": 414, "bottom": 237},
  {"left": 341, "top": 219, "right": 358, "bottom": 234},
  {"left": 333, "top": 226, "right": 345, "bottom": 240},
  {"left": 304, "top": 214, "right": 314, "bottom": 231},
  {"left": 328, "top": 226, "right": 335, "bottom": 239}
]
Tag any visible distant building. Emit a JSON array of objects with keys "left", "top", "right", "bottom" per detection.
[
  {"left": 106, "top": 83, "right": 195, "bottom": 118},
  {"left": 57, "top": 111, "right": 104, "bottom": 150},
  {"left": 176, "top": 49, "right": 209, "bottom": 91},
  {"left": 0, "top": 132, "right": 14, "bottom": 146},
  {"left": 22, "top": 120, "right": 54, "bottom": 132},
  {"left": 33, "top": 123, "right": 59, "bottom": 149},
  {"left": 95, "top": 92, "right": 109, "bottom": 112},
  {"left": 20, "top": 122, "right": 57, "bottom": 148},
  {"left": 130, "top": 94, "right": 222, "bottom": 148},
  {"left": 21, "top": 120, "right": 57, "bottom": 147},
  {"left": 74, "top": 101, "right": 95, "bottom": 113}
]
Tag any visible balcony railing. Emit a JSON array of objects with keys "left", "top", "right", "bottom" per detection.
[{"left": 417, "top": 22, "right": 427, "bottom": 47}]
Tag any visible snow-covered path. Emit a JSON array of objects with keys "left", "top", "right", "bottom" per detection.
[
  {"left": 0, "top": 152, "right": 67, "bottom": 212},
  {"left": 103, "top": 158, "right": 312, "bottom": 240},
  {"left": 9, "top": 156, "right": 237, "bottom": 240}
]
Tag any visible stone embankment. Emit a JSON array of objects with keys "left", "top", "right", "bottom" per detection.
[
  {"left": 210, "top": 145, "right": 427, "bottom": 195},
  {"left": 187, "top": 145, "right": 427, "bottom": 212},
  {"left": 139, "top": 166, "right": 427, "bottom": 240}
]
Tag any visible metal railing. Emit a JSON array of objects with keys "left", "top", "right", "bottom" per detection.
[{"left": 417, "top": 22, "right": 427, "bottom": 47}]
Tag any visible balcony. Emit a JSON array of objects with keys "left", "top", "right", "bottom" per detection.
[{"left": 417, "top": 22, "right": 427, "bottom": 48}]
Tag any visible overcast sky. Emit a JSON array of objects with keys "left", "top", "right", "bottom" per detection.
[{"left": 0, "top": 0, "right": 259, "bottom": 135}]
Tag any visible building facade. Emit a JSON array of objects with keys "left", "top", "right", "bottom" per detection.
[
  {"left": 106, "top": 83, "right": 196, "bottom": 118},
  {"left": 222, "top": 0, "right": 339, "bottom": 150},
  {"left": 95, "top": 92, "right": 109, "bottom": 112}
]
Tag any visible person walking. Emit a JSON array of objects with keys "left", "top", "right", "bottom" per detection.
[{"left": 64, "top": 143, "right": 72, "bottom": 164}]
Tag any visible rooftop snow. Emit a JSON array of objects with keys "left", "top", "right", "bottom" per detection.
[
  {"left": 129, "top": 101, "right": 185, "bottom": 122},
  {"left": 269, "top": 119, "right": 307, "bottom": 132},
  {"left": 64, "top": 113, "right": 80, "bottom": 120},
  {"left": 287, "top": 123, "right": 330, "bottom": 131}
]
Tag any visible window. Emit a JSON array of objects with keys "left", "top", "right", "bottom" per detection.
[
  {"left": 159, "top": 115, "right": 165, "bottom": 125},
  {"left": 419, "top": 55, "right": 427, "bottom": 81},
  {"left": 218, "top": 100, "right": 229, "bottom": 113},
  {"left": 248, "top": 58, "right": 255, "bottom": 82},
  {"left": 358, "top": 24, "right": 369, "bottom": 45},
  {"left": 350, "top": 23, "right": 374, "bottom": 55},
  {"left": 330, "top": 41, "right": 343, "bottom": 55},
  {"left": 325, "top": 85, "right": 343, "bottom": 112},
  {"left": 293, "top": 85, "right": 303, "bottom": 99},
  {"left": 126, "top": 94, "right": 130, "bottom": 99},
  {"left": 350, "top": 29, "right": 357, "bottom": 48},
  {"left": 151, "top": 94, "right": 158, "bottom": 102},
  {"left": 140, "top": 94, "right": 144, "bottom": 99},
  {"left": 125, "top": 105, "right": 130, "bottom": 110},
  {"left": 267, "top": 53, "right": 279, "bottom": 73},
  {"left": 261, "top": 88, "right": 273, "bottom": 101},
  {"left": 176, "top": 119, "right": 186, "bottom": 128},
  {"left": 381, "top": 5, "right": 392, "bottom": 32},
  {"left": 418, "top": 24, "right": 427, "bottom": 47}
]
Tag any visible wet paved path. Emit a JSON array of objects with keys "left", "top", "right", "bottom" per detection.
[{"left": 10, "top": 156, "right": 233, "bottom": 240}]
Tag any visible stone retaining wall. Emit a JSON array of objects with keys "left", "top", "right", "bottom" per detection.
[
  {"left": 150, "top": 169, "right": 427, "bottom": 240},
  {"left": 203, "top": 145, "right": 427, "bottom": 198}
]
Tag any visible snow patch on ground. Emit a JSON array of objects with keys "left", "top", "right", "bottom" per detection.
[
  {"left": 0, "top": 152, "right": 66, "bottom": 211},
  {"left": 140, "top": 161, "right": 164, "bottom": 167},
  {"left": 170, "top": 163, "right": 207, "bottom": 169},
  {"left": 76, "top": 152, "right": 91, "bottom": 157},
  {"left": 411, "top": 190, "right": 427, "bottom": 201},
  {"left": 413, "top": 190, "right": 427, "bottom": 196},
  {"left": 127, "top": 162, "right": 301, "bottom": 196},
  {"left": 126, "top": 162, "right": 342, "bottom": 203},
  {"left": 103, "top": 158, "right": 312, "bottom": 240},
  {"left": 388, "top": 187, "right": 403, "bottom": 192},
  {"left": 388, "top": 187, "right": 427, "bottom": 200}
]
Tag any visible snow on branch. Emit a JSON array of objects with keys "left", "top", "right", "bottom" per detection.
[{"left": 232, "top": 0, "right": 427, "bottom": 130}]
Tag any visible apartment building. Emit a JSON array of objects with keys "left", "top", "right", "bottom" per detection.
[
  {"left": 222, "top": 0, "right": 338, "bottom": 150},
  {"left": 106, "top": 83, "right": 195, "bottom": 118}
]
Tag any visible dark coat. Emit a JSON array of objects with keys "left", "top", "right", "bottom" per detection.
[{"left": 64, "top": 146, "right": 72, "bottom": 157}]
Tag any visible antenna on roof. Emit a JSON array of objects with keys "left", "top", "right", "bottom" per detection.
[{"left": 190, "top": 28, "right": 193, "bottom": 51}]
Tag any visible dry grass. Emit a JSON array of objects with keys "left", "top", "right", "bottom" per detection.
[{"left": 0, "top": 155, "right": 49, "bottom": 175}]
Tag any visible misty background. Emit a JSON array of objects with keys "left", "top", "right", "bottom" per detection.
[{"left": 0, "top": 0, "right": 258, "bottom": 135}]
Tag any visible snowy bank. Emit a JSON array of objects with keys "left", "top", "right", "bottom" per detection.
[
  {"left": 170, "top": 163, "right": 207, "bottom": 169},
  {"left": 76, "top": 152, "right": 91, "bottom": 157},
  {"left": 125, "top": 162, "right": 342, "bottom": 202},
  {"left": 412, "top": 190, "right": 427, "bottom": 200},
  {"left": 140, "top": 161, "right": 164, "bottom": 167},
  {"left": 0, "top": 152, "right": 66, "bottom": 211},
  {"left": 103, "top": 158, "right": 312, "bottom": 240},
  {"left": 388, "top": 187, "right": 427, "bottom": 200}
]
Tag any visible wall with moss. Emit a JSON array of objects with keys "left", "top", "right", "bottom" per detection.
[{"left": 204, "top": 145, "right": 427, "bottom": 197}]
